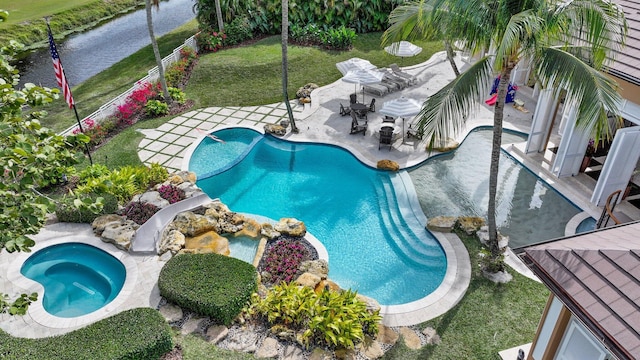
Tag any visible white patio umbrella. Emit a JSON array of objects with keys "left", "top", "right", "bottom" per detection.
[
  {"left": 378, "top": 97, "right": 423, "bottom": 142},
  {"left": 336, "top": 57, "right": 377, "bottom": 76},
  {"left": 384, "top": 41, "right": 423, "bottom": 63},
  {"left": 341, "top": 68, "right": 385, "bottom": 103}
]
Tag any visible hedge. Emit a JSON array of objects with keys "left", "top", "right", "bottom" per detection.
[
  {"left": 158, "top": 253, "right": 258, "bottom": 325},
  {"left": 0, "top": 308, "right": 173, "bottom": 359},
  {"left": 55, "top": 192, "right": 119, "bottom": 223}
]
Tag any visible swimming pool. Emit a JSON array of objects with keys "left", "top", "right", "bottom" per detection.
[
  {"left": 20, "top": 243, "right": 126, "bottom": 318},
  {"left": 409, "top": 128, "right": 591, "bottom": 248},
  {"left": 191, "top": 128, "right": 447, "bottom": 305}
]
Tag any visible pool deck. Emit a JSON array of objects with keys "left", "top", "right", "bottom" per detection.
[{"left": 3, "top": 51, "right": 640, "bottom": 337}]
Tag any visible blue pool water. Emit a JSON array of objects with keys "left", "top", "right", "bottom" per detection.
[
  {"left": 21, "top": 243, "right": 126, "bottom": 318},
  {"left": 226, "top": 235, "right": 259, "bottom": 264},
  {"left": 410, "top": 128, "right": 593, "bottom": 248},
  {"left": 192, "top": 128, "right": 447, "bottom": 305}
]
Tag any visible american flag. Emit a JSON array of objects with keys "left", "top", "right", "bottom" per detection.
[{"left": 47, "top": 27, "right": 74, "bottom": 109}]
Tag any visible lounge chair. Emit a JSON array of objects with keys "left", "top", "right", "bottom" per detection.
[
  {"left": 339, "top": 103, "right": 351, "bottom": 116},
  {"left": 379, "top": 126, "right": 394, "bottom": 150},
  {"left": 390, "top": 63, "right": 418, "bottom": 85},
  {"left": 363, "top": 84, "right": 388, "bottom": 97},
  {"left": 383, "top": 72, "right": 410, "bottom": 89},
  {"left": 368, "top": 98, "right": 376, "bottom": 112},
  {"left": 350, "top": 110, "right": 368, "bottom": 135}
]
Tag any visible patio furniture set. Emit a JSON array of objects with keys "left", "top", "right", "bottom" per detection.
[{"left": 362, "top": 64, "right": 418, "bottom": 97}]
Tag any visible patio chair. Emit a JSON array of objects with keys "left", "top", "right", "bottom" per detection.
[
  {"left": 390, "top": 63, "right": 417, "bottom": 85},
  {"left": 383, "top": 115, "right": 396, "bottom": 123},
  {"left": 363, "top": 84, "right": 388, "bottom": 97},
  {"left": 350, "top": 93, "right": 358, "bottom": 104},
  {"left": 379, "top": 126, "right": 394, "bottom": 150},
  {"left": 407, "top": 121, "right": 424, "bottom": 140},
  {"left": 368, "top": 98, "right": 376, "bottom": 112},
  {"left": 383, "top": 72, "right": 410, "bottom": 89},
  {"left": 350, "top": 110, "right": 368, "bottom": 135},
  {"left": 339, "top": 103, "right": 351, "bottom": 116}
]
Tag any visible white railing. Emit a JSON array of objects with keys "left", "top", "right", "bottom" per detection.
[{"left": 59, "top": 35, "right": 198, "bottom": 137}]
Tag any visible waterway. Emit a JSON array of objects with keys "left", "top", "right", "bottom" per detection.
[{"left": 17, "top": 0, "right": 196, "bottom": 88}]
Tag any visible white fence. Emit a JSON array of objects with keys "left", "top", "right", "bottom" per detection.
[{"left": 59, "top": 35, "right": 198, "bottom": 137}]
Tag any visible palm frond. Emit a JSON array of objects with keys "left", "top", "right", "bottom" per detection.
[
  {"left": 382, "top": 1, "right": 435, "bottom": 46},
  {"left": 414, "top": 57, "right": 494, "bottom": 148},
  {"left": 494, "top": 9, "right": 541, "bottom": 70},
  {"left": 536, "top": 47, "right": 621, "bottom": 141}
]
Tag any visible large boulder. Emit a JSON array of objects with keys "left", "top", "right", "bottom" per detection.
[
  {"left": 264, "top": 124, "right": 286, "bottom": 136},
  {"left": 456, "top": 216, "right": 485, "bottom": 235},
  {"left": 260, "top": 223, "right": 281, "bottom": 240},
  {"left": 398, "top": 327, "right": 422, "bottom": 350},
  {"left": 184, "top": 231, "right": 230, "bottom": 255},
  {"left": 300, "top": 259, "right": 328, "bottom": 279},
  {"left": 92, "top": 214, "right": 126, "bottom": 235},
  {"left": 158, "top": 229, "right": 186, "bottom": 255},
  {"left": 234, "top": 218, "right": 261, "bottom": 239},
  {"left": 172, "top": 211, "right": 219, "bottom": 236},
  {"left": 295, "top": 272, "right": 321, "bottom": 289},
  {"left": 275, "top": 218, "right": 306, "bottom": 237},
  {"left": 167, "top": 171, "right": 197, "bottom": 185},
  {"left": 204, "top": 201, "right": 231, "bottom": 219},
  {"left": 376, "top": 159, "right": 400, "bottom": 172},
  {"left": 426, "top": 216, "right": 457, "bottom": 233},
  {"left": 100, "top": 220, "right": 139, "bottom": 251},
  {"left": 131, "top": 191, "right": 170, "bottom": 209}
]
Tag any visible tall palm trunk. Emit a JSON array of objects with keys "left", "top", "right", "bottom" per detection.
[
  {"left": 281, "top": 0, "right": 298, "bottom": 133},
  {"left": 214, "top": 0, "right": 224, "bottom": 32},
  {"left": 444, "top": 40, "right": 460, "bottom": 77},
  {"left": 146, "top": 0, "right": 171, "bottom": 103},
  {"left": 487, "top": 65, "right": 515, "bottom": 263}
]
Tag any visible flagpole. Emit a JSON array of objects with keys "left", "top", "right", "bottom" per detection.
[{"left": 45, "top": 18, "right": 93, "bottom": 165}]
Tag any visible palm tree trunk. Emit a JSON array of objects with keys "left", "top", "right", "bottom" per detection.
[
  {"left": 146, "top": 0, "right": 171, "bottom": 103},
  {"left": 214, "top": 0, "right": 224, "bottom": 32},
  {"left": 444, "top": 40, "right": 460, "bottom": 77},
  {"left": 488, "top": 66, "right": 514, "bottom": 262},
  {"left": 281, "top": 0, "right": 298, "bottom": 133}
]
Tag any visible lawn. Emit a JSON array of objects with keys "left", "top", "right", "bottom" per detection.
[{"left": 0, "top": 0, "right": 96, "bottom": 25}]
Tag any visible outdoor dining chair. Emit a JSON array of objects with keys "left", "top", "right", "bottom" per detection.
[
  {"left": 379, "top": 126, "right": 394, "bottom": 150},
  {"left": 340, "top": 103, "right": 351, "bottom": 116},
  {"left": 350, "top": 110, "right": 368, "bottom": 135},
  {"left": 368, "top": 98, "right": 376, "bottom": 112},
  {"left": 350, "top": 93, "right": 358, "bottom": 104}
]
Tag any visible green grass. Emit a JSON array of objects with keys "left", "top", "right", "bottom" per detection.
[
  {"left": 0, "top": 0, "right": 97, "bottom": 26},
  {"left": 175, "top": 334, "right": 254, "bottom": 360}
]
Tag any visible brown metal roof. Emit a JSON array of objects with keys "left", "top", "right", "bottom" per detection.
[
  {"left": 521, "top": 221, "right": 640, "bottom": 360},
  {"left": 610, "top": 0, "right": 640, "bottom": 85}
]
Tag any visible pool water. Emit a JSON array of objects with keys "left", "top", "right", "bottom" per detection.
[
  {"left": 410, "top": 129, "right": 587, "bottom": 248},
  {"left": 226, "top": 235, "right": 259, "bottom": 264},
  {"left": 20, "top": 243, "right": 126, "bottom": 318},
  {"left": 192, "top": 129, "right": 447, "bottom": 305}
]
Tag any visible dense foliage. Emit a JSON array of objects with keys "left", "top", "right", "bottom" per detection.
[
  {"left": 0, "top": 308, "right": 173, "bottom": 359},
  {"left": 55, "top": 192, "right": 119, "bottom": 223},
  {"left": 249, "top": 283, "right": 382, "bottom": 349},
  {"left": 259, "top": 239, "right": 312, "bottom": 285},
  {"left": 158, "top": 184, "right": 186, "bottom": 204},
  {"left": 158, "top": 253, "right": 258, "bottom": 325}
]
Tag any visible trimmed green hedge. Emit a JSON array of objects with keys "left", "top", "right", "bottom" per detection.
[
  {"left": 0, "top": 307, "right": 173, "bottom": 359},
  {"left": 55, "top": 192, "right": 119, "bottom": 223},
  {"left": 158, "top": 253, "right": 258, "bottom": 325}
]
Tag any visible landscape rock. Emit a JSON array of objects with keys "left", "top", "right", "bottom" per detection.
[
  {"left": 203, "top": 201, "right": 231, "bottom": 219},
  {"left": 158, "top": 229, "right": 186, "bottom": 255},
  {"left": 167, "top": 171, "right": 197, "bottom": 185},
  {"left": 184, "top": 231, "right": 230, "bottom": 255},
  {"left": 260, "top": 223, "right": 281, "bottom": 240},
  {"left": 282, "top": 345, "right": 305, "bottom": 360},
  {"left": 334, "top": 348, "right": 357, "bottom": 360},
  {"left": 427, "top": 216, "right": 457, "bottom": 232},
  {"left": 100, "top": 220, "right": 139, "bottom": 251},
  {"left": 456, "top": 216, "right": 485, "bottom": 235},
  {"left": 422, "top": 327, "right": 441, "bottom": 345},
  {"left": 376, "top": 324, "right": 399, "bottom": 345},
  {"left": 308, "top": 348, "right": 333, "bottom": 360},
  {"left": 432, "top": 137, "right": 459, "bottom": 152},
  {"left": 158, "top": 303, "right": 183, "bottom": 323},
  {"left": 172, "top": 211, "right": 219, "bottom": 236},
  {"left": 299, "top": 259, "right": 329, "bottom": 279},
  {"left": 181, "top": 317, "right": 206, "bottom": 335},
  {"left": 226, "top": 329, "right": 259, "bottom": 353},
  {"left": 358, "top": 337, "right": 384, "bottom": 359},
  {"left": 132, "top": 191, "right": 170, "bottom": 209},
  {"left": 275, "top": 218, "right": 306, "bottom": 237},
  {"left": 206, "top": 325, "right": 229, "bottom": 344},
  {"left": 376, "top": 159, "right": 400, "bottom": 172},
  {"left": 264, "top": 124, "right": 286, "bottom": 136},
  {"left": 356, "top": 294, "right": 381, "bottom": 313},
  {"left": 314, "top": 279, "right": 341, "bottom": 293},
  {"left": 483, "top": 269, "right": 513, "bottom": 284},
  {"left": 218, "top": 211, "right": 245, "bottom": 234},
  {"left": 92, "top": 214, "right": 125, "bottom": 235},
  {"left": 255, "top": 337, "right": 279, "bottom": 358},
  {"left": 233, "top": 217, "right": 261, "bottom": 239},
  {"left": 295, "top": 272, "right": 322, "bottom": 289},
  {"left": 177, "top": 181, "right": 202, "bottom": 198},
  {"left": 398, "top": 327, "right": 422, "bottom": 349}
]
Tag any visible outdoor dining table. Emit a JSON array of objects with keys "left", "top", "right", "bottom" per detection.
[{"left": 350, "top": 103, "right": 369, "bottom": 117}]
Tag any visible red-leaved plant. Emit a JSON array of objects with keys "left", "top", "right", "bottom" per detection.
[
  {"left": 262, "top": 239, "right": 312, "bottom": 284},
  {"left": 158, "top": 184, "right": 186, "bottom": 204}
]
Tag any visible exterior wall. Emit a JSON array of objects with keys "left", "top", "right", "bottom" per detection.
[
  {"left": 528, "top": 295, "right": 572, "bottom": 360},
  {"left": 610, "top": 74, "right": 640, "bottom": 105}
]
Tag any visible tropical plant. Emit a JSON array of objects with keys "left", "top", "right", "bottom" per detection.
[
  {"left": 383, "top": 0, "right": 627, "bottom": 269},
  {"left": 259, "top": 239, "right": 312, "bottom": 284},
  {"left": 145, "top": 99, "right": 169, "bottom": 117}
]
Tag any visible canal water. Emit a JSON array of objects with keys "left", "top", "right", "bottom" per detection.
[{"left": 17, "top": 0, "right": 196, "bottom": 88}]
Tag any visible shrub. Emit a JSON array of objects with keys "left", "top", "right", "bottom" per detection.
[
  {"left": 72, "top": 118, "right": 107, "bottom": 149},
  {"left": 122, "top": 201, "right": 160, "bottom": 225},
  {"left": 224, "top": 17, "right": 253, "bottom": 46},
  {"left": 196, "top": 29, "right": 226, "bottom": 52},
  {"left": 145, "top": 99, "right": 169, "bottom": 117},
  {"left": 250, "top": 283, "right": 382, "bottom": 349},
  {"left": 164, "top": 58, "right": 189, "bottom": 88},
  {"left": 147, "top": 163, "right": 169, "bottom": 187},
  {"left": 159, "top": 253, "right": 258, "bottom": 325},
  {"left": 290, "top": 23, "right": 322, "bottom": 45},
  {"left": 261, "top": 239, "right": 312, "bottom": 285},
  {"left": 168, "top": 87, "right": 186, "bottom": 104},
  {"left": 55, "top": 192, "right": 118, "bottom": 223},
  {"left": 158, "top": 184, "right": 186, "bottom": 204},
  {"left": 320, "top": 25, "right": 356, "bottom": 50},
  {"left": 115, "top": 81, "right": 157, "bottom": 125},
  {"left": 0, "top": 308, "right": 172, "bottom": 359}
]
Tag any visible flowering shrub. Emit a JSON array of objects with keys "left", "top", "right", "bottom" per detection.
[
  {"left": 196, "top": 29, "right": 227, "bottom": 53},
  {"left": 261, "top": 239, "right": 312, "bottom": 284},
  {"left": 158, "top": 184, "right": 186, "bottom": 204},
  {"left": 115, "top": 82, "right": 157, "bottom": 125},
  {"left": 72, "top": 118, "right": 107, "bottom": 149},
  {"left": 122, "top": 201, "right": 160, "bottom": 225}
]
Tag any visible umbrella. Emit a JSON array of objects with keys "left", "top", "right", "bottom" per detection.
[
  {"left": 341, "top": 69, "right": 385, "bottom": 103},
  {"left": 384, "top": 41, "right": 423, "bottom": 64},
  {"left": 379, "top": 97, "right": 423, "bottom": 142},
  {"left": 336, "top": 57, "right": 377, "bottom": 76}
]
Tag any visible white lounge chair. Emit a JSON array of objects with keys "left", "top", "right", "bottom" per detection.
[{"left": 390, "top": 63, "right": 417, "bottom": 85}]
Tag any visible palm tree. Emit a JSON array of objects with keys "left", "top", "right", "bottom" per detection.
[
  {"left": 281, "top": 0, "right": 299, "bottom": 133},
  {"left": 146, "top": 0, "right": 171, "bottom": 103},
  {"left": 215, "top": 0, "right": 224, "bottom": 32},
  {"left": 384, "top": 0, "right": 626, "bottom": 269}
]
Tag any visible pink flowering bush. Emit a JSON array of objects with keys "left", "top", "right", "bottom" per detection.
[
  {"left": 72, "top": 118, "right": 107, "bottom": 149},
  {"left": 196, "top": 30, "right": 227, "bottom": 53},
  {"left": 115, "top": 82, "right": 158, "bottom": 125},
  {"left": 261, "top": 239, "right": 312, "bottom": 285},
  {"left": 157, "top": 184, "right": 186, "bottom": 204}
]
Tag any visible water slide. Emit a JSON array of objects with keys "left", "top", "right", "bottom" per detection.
[{"left": 485, "top": 93, "right": 498, "bottom": 106}]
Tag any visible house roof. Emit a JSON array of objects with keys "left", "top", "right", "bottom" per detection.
[
  {"left": 520, "top": 221, "right": 640, "bottom": 360},
  {"left": 610, "top": 0, "right": 640, "bottom": 85}
]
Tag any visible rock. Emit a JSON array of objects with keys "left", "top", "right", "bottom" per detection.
[
  {"left": 422, "top": 327, "right": 441, "bottom": 345},
  {"left": 206, "top": 325, "right": 229, "bottom": 344},
  {"left": 233, "top": 217, "right": 261, "bottom": 239},
  {"left": 172, "top": 211, "right": 219, "bottom": 236},
  {"left": 295, "top": 272, "right": 321, "bottom": 288},
  {"left": 275, "top": 218, "right": 306, "bottom": 237},
  {"left": 376, "top": 159, "right": 400, "bottom": 171},
  {"left": 167, "top": 171, "right": 197, "bottom": 185},
  {"left": 376, "top": 324, "right": 399, "bottom": 345},
  {"left": 158, "top": 303, "right": 183, "bottom": 323},
  {"left": 264, "top": 124, "right": 286, "bottom": 136},
  {"left": 203, "top": 201, "right": 230, "bottom": 219},
  {"left": 282, "top": 345, "right": 305, "bottom": 360},
  {"left": 398, "top": 327, "right": 422, "bottom": 350},
  {"left": 477, "top": 226, "right": 490, "bottom": 246},
  {"left": 483, "top": 269, "right": 513, "bottom": 284},
  {"left": 218, "top": 212, "right": 245, "bottom": 234},
  {"left": 456, "top": 216, "right": 485, "bottom": 235},
  {"left": 184, "top": 231, "right": 230, "bottom": 255},
  {"left": 159, "top": 250, "right": 173, "bottom": 262},
  {"left": 280, "top": 120, "right": 290, "bottom": 129},
  {"left": 358, "top": 336, "right": 384, "bottom": 359},
  {"left": 308, "top": 347, "right": 333, "bottom": 360},
  {"left": 255, "top": 337, "right": 279, "bottom": 358},
  {"left": 100, "top": 220, "right": 138, "bottom": 251},
  {"left": 314, "top": 279, "right": 341, "bottom": 294},
  {"left": 427, "top": 216, "right": 457, "bottom": 232},
  {"left": 131, "top": 191, "right": 170, "bottom": 209},
  {"left": 92, "top": 214, "right": 125, "bottom": 235},
  {"left": 260, "top": 223, "right": 281, "bottom": 240},
  {"left": 299, "top": 259, "right": 328, "bottom": 279},
  {"left": 334, "top": 348, "right": 357, "bottom": 360},
  {"left": 226, "top": 329, "right": 259, "bottom": 353},
  {"left": 177, "top": 181, "right": 201, "bottom": 198},
  {"left": 432, "top": 138, "right": 459, "bottom": 152},
  {"left": 356, "top": 294, "right": 381, "bottom": 313},
  {"left": 181, "top": 317, "right": 206, "bottom": 335},
  {"left": 158, "top": 229, "right": 186, "bottom": 255}
]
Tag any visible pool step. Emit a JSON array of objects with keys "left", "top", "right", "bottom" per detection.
[{"left": 375, "top": 174, "right": 444, "bottom": 268}]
